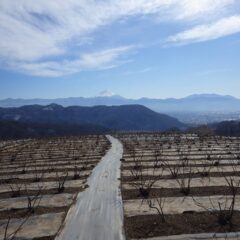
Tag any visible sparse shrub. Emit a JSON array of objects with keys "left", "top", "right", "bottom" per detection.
[
  {"left": 176, "top": 153, "right": 193, "bottom": 196},
  {"left": 8, "top": 182, "right": 22, "bottom": 198},
  {"left": 129, "top": 149, "right": 163, "bottom": 198},
  {"left": 147, "top": 190, "right": 166, "bottom": 223},
  {"left": 56, "top": 171, "right": 68, "bottom": 193}
]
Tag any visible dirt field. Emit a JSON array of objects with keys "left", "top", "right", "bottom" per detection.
[
  {"left": 2, "top": 133, "right": 240, "bottom": 240},
  {"left": 117, "top": 133, "right": 240, "bottom": 239},
  {"left": 0, "top": 135, "right": 110, "bottom": 240}
]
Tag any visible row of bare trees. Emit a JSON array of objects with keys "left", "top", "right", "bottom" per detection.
[{"left": 123, "top": 135, "right": 240, "bottom": 232}]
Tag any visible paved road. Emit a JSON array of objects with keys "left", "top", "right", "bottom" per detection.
[{"left": 56, "top": 135, "right": 125, "bottom": 240}]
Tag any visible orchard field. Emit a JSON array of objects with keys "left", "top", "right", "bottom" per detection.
[
  {"left": 1, "top": 133, "right": 240, "bottom": 240},
  {"left": 118, "top": 133, "right": 240, "bottom": 239},
  {"left": 0, "top": 136, "right": 109, "bottom": 240}
]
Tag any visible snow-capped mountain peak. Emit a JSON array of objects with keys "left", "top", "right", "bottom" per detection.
[{"left": 98, "top": 90, "right": 116, "bottom": 97}]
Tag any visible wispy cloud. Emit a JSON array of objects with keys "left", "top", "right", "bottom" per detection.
[
  {"left": 9, "top": 46, "right": 135, "bottom": 77},
  {"left": 167, "top": 15, "right": 240, "bottom": 45},
  {"left": 123, "top": 67, "right": 152, "bottom": 75},
  {"left": 0, "top": 0, "right": 239, "bottom": 76},
  {"left": 173, "top": 0, "right": 236, "bottom": 20},
  {"left": 197, "top": 68, "right": 232, "bottom": 77}
]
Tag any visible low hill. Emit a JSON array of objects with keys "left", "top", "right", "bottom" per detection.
[
  {"left": 187, "top": 120, "right": 240, "bottom": 137},
  {"left": 213, "top": 121, "right": 240, "bottom": 137},
  {"left": 0, "top": 104, "right": 185, "bottom": 135},
  {"left": 0, "top": 121, "right": 109, "bottom": 140}
]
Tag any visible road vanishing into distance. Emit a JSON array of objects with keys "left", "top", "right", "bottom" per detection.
[{"left": 56, "top": 135, "right": 125, "bottom": 240}]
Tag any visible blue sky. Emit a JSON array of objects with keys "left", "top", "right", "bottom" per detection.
[{"left": 0, "top": 0, "right": 240, "bottom": 99}]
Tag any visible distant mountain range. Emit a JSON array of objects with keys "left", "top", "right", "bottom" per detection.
[
  {"left": 1, "top": 94, "right": 240, "bottom": 113},
  {"left": 0, "top": 104, "right": 185, "bottom": 134},
  {"left": 2, "top": 103, "right": 240, "bottom": 140}
]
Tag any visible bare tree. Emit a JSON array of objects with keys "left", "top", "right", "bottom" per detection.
[
  {"left": 56, "top": 170, "right": 68, "bottom": 193},
  {"left": 24, "top": 183, "right": 43, "bottom": 213},
  {"left": 197, "top": 150, "right": 214, "bottom": 178},
  {"left": 193, "top": 164, "right": 240, "bottom": 228},
  {"left": 163, "top": 146, "right": 180, "bottom": 179},
  {"left": 147, "top": 191, "right": 166, "bottom": 223},
  {"left": 8, "top": 182, "right": 22, "bottom": 198},
  {"left": 33, "top": 159, "right": 44, "bottom": 183},
  {"left": 175, "top": 150, "right": 194, "bottom": 196},
  {"left": 129, "top": 149, "right": 164, "bottom": 198}
]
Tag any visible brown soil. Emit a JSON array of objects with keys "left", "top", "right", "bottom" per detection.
[
  {"left": 122, "top": 186, "right": 238, "bottom": 200},
  {"left": 121, "top": 171, "right": 240, "bottom": 182},
  {"left": 0, "top": 174, "right": 89, "bottom": 184},
  {"left": 124, "top": 211, "right": 240, "bottom": 239},
  {"left": 122, "top": 155, "right": 237, "bottom": 162},
  {"left": 0, "top": 166, "right": 95, "bottom": 176},
  {"left": 33, "top": 237, "right": 54, "bottom": 240},
  {"left": 122, "top": 163, "right": 239, "bottom": 170},
  {"left": 0, "top": 206, "right": 68, "bottom": 220},
  {"left": 0, "top": 187, "right": 84, "bottom": 199},
  {"left": 0, "top": 159, "right": 100, "bottom": 168}
]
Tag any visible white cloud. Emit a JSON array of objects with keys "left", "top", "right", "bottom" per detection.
[
  {"left": 174, "top": 0, "right": 236, "bottom": 20},
  {"left": 9, "top": 46, "right": 134, "bottom": 77},
  {"left": 0, "top": 0, "right": 238, "bottom": 76},
  {"left": 167, "top": 15, "right": 240, "bottom": 44}
]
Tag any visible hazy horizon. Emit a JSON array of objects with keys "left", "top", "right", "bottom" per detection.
[{"left": 1, "top": 91, "right": 240, "bottom": 101}]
